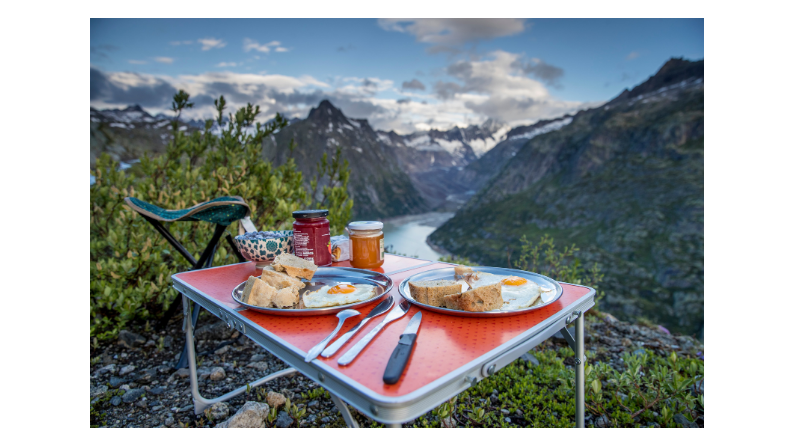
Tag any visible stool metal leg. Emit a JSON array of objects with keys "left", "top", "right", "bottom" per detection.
[
  {"left": 182, "top": 296, "right": 298, "bottom": 416},
  {"left": 575, "top": 312, "right": 585, "bottom": 428}
]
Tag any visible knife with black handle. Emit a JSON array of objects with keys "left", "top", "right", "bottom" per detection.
[{"left": 383, "top": 311, "right": 422, "bottom": 384}]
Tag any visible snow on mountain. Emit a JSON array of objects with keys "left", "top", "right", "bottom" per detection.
[{"left": 509, "top": 116, "right": 573, "bottom": 141}]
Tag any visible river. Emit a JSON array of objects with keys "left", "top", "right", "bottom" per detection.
[{"left": 382, "top": 212, "right": 454, "bottom": 261}]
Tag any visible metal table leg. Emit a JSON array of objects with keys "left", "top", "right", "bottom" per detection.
[
  {"left": 575, "top": 312, "right": 585, "bottom": 428},
  {"left": 183, "top": 296, "right": 298, "bottom": 416},
  {"left": 328, "top": 392, "right": 360, "bottom": 428}
]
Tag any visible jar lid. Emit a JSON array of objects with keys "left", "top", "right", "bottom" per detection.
[
  {"left": 293, "top": 209, "right": 329, "bottom": 219},
  {"left": 348, "top": 221, "right": 383, "bottom": 230}
]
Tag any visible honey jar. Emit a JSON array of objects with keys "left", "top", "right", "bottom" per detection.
[{"left": 347, "top": 221, "right": 384, "bottom": 269}]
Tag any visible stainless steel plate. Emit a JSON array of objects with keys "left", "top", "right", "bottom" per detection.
[
  {"left": 231, "top": 267, "right": 393, "bottom": 316},
  {"left": 398, "top": 266, "right": 563, "bottom": 317}
]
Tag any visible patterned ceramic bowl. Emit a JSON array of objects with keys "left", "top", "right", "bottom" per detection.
[{"left": 234, "top": 231, "right": 294, "bottom": 268}]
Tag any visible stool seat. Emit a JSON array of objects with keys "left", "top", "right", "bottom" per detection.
[{"left": 124, "top": 196, "right": 250, "bottom": 226}]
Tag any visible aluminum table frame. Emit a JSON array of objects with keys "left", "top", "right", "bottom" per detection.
[{"left": 173, "top": 260, "right": 594, "bottom": 428}]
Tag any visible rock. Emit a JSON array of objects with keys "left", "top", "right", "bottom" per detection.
[
  {"left": 110, "top": 396, "right": 122, "bottom": 406},
  {"left": 194, "top": 322, "right": 235, "bottom": 341},
  {"left": 145, "top": 340, "right": 156, "bottom": 347},
  {"left": 164, "top": 416, "right": 174, "bottom": 427},
  {"left": 210, "top": 367, "right": 226, "bottom": 381},
  {"left": 108, "top": 377, "right": 126, "bottom": 388},
  {"left": 137, "top": 368, "right": 156, "bottom": 382},
  {"left": 119, "top": 365, "right": 136, "bottom": 376},
  {"left": 171, "top": 368, "right": 190, "bottom": 380},
  {"left": 135, "top": 399, "right": 148, "bottom": 408},
  {"left": 219, "top": 401, "right": 270, "bottom": 428},
  {"left": 214, "top": 345, "right": 230, "bottom": 355},
  {"left": 632, "top": 349, "right": 647, "bottom": 356},
  {"left": 250, "top": 354, "right": 266, "bottom": 362},
  {"left": 149, "top": 387, "right": 166, "bottom": 395},
  {"left": 118, "top": 330, "right": 146, "bottom": 348},
  {"left": 515, "top": 409, "right": 523, "bottom": 417},
  {"left": 90, "top": 385, "right": 109, "bottom": 398},
  {"left": 246, "top": 361, "right": 269, "bottom": 372},
  {"left": 594, "top": 414, "right": 610, "bottom": 428},
  {"left": 673, "top": 414, "right": 699, "bottom": 428},
  {"left": 266, "top": 391, "right": 287, "bottom": 409},
  {"left": 520, "top": 353, "right": 539, "bottom": 366},
  {"left": 504, "top": 417, "right": 511, "bottom": 423},
  {"left": 275, "top": 411, "right": 294, "bottom": 428},
  {"left": 440, "top": 416, "right": 457, "bottom": 428},
  {"left": 122, "top": 388, "right": 145, "bottom": 403},
  {"left": 119, "top": 384, "right": 131, "bottom": 391},
  {"left": 601, "top": 336, "right": 621, "bottom": 346},
  {"left": 162, "top": 336, "right": 173, "bottom": 349},
  {"left": 621, "top": 338, "right": 633, "bottom": 347},
  {"left": 197, "top": 367, "right": 212, "bottom": 380},
  {"left": 307, "top": 400, "right": 319, "bottom": 408},
  {"left": 204, "top": 402, "right": 230, "bottom": 420},
  {"left": 601, "top": 313, "right": 619, "bottom": 326},
  {"left": 94, "top": 364, "right": 118, "bottom": 377}
]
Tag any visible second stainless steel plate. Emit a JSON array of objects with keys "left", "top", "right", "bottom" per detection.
[
  {"left": 232, "top": 267, "right": 393, "bottom": 316},
  {"left": 398, "top": 266, "right": 563, "bottom": 317}
]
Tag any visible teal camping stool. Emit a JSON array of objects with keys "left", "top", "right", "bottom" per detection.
[{"left": 124, "top": 195, "right": 255, "bottom": 369}]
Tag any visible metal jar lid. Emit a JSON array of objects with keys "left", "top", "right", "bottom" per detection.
[
  {"left": 347, "top": 221, "right": 383, "bottom": 230},
  {"left": 292, "top": 209, "right": 329, "bottom": 219}
]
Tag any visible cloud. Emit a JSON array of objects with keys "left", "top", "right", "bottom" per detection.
[
  {"left": 626, "top": 51, "right": 640, "bottom": 60},
  {"left": 401, "top": 79, "right": 425, "bottom": 91},
  {"left": 510, "top": 57, "right": 564, "bottom": 87},
  {"left": 378, "top": 18, "right": 527, "bottom": 52},
  {"left": 128, "top": 60, "right": 148, "bottom": 65},
  {"left": 90, "top": 68, "right": 177, "bottom": 108},
  {"left": 91, "top": 45, "right": 119, "bottom": 61},
  {"left": 170, "top": 40, "right": 193, "bottom": 46},
  {"left": 216, "top": 62, "right": 238, "bottom": 67},
  {"left": 90, "top": 59, "right": 589, "bottom": 134},
  {"left": 154, "top": 57, "right": 174, "bottom": 64},
  {"left": 198, "top": 38, "right": 226, "bottom": 51},
  {"left": 244, "top": 38, "right": 287, "bottom": 53}
]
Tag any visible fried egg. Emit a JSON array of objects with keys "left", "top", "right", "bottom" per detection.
[
  {"left": 466, "top": 272, "right": 542, "bottom": 310},
  {"left": 302, "top": 283, "right": 376, "bottom": 308}
]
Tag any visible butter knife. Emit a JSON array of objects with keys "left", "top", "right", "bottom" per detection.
[
  {"left": 337, "top": 300, "right": 410, "bottom": 366},
  {"left": 321, "top": 296, "right": 394, "bottom": 358},
  {"left": 383, "top": 311, "right": 422, "bottom": 384}
]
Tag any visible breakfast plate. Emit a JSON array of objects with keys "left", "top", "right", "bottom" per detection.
[
  {"left": 398, "top": 266, "right": 563, "bottom": 317},
  {"left": 231, "top": 267, "right": 393, "bottom": 316}
]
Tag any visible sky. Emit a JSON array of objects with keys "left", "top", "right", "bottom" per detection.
[{"left": 90, "top": 18, "right": 704, "bottom": 133}]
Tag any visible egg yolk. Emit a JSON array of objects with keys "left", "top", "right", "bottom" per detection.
[
  {"left": 328, "top": 284, "right": 357, "bottom": 294},
  {"left": 502, "top": 276, "right": 528, "bottom": 286}
]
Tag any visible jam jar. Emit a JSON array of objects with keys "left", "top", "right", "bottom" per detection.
[
  {"left": 292, "top": 209, "right": 331, "bottom": 266},
  {"left": 347, "top": 221, "right": 384, "bottom": 269}
]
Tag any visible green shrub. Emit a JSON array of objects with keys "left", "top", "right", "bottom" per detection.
[{"left": 90, "top": 91, "right": 353, "bottom": 340}]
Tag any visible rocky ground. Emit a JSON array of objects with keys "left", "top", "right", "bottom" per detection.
[{"left": 90, "top": 311, "right": 703, "bottom": 428}]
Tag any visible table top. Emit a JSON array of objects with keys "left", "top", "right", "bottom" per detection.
[{"left": 172, "top": 254, "right": 595, "bottom": 418}]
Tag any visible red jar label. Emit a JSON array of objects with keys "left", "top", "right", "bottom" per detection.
[{"left": 293, "top": 221, "right": 331, "bottom": 266}]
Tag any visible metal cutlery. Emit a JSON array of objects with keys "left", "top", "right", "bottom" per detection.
[
  {"left": 304, "top": 309, "right": 360, "bottom": 362},
  {"left": 383, "top": 311, "right": 422, "bottom": 384},
  {"left": 321, "top": 296, "right": 394, "bottom": 358},
  {"left": 337, "top": 300, "right": 411, "bottom": 366}
]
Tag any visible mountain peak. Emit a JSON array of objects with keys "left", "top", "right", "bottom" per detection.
[
  {"left": 124, "top": 104, "right": 146, "bottom": 113},
  {"left": 615, "top": 58, "right": 703, "bottom": 103},
  {"left": 308, "top": 99, "right": 344, "bottom": 120}
]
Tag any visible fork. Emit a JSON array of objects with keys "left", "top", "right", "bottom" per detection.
[{"left": 337, "top": 300, "right": 411, "bottom": 366}]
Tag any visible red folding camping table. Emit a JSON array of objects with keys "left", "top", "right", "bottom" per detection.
[{"left": 171, "top": 254, "right": 596, "bottom": 427}]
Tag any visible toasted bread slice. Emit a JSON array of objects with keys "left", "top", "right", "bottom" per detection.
[
  {"left": 457, "top": 282, "right": 503, "bottom": 312},
  {"left": 408, "top": 280, "right": 462, "bottom": 307},
  {"left": 442, "top": 293, "right": 463, "bottom": 310},
  {"left": 272, "top": 253, "right": 318, "bottom": 280},
  {"left": 272, "top": 287, "right": 300, "bottom": 309},
  {"left": 259, "top": 266, "right": 305, "bottom": 291},
  {"left": 242, "top": 276, "right": 278, "bottom": 308},
  {"left": 454, "top": 266, "right": 473, "bottom": 278}
]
